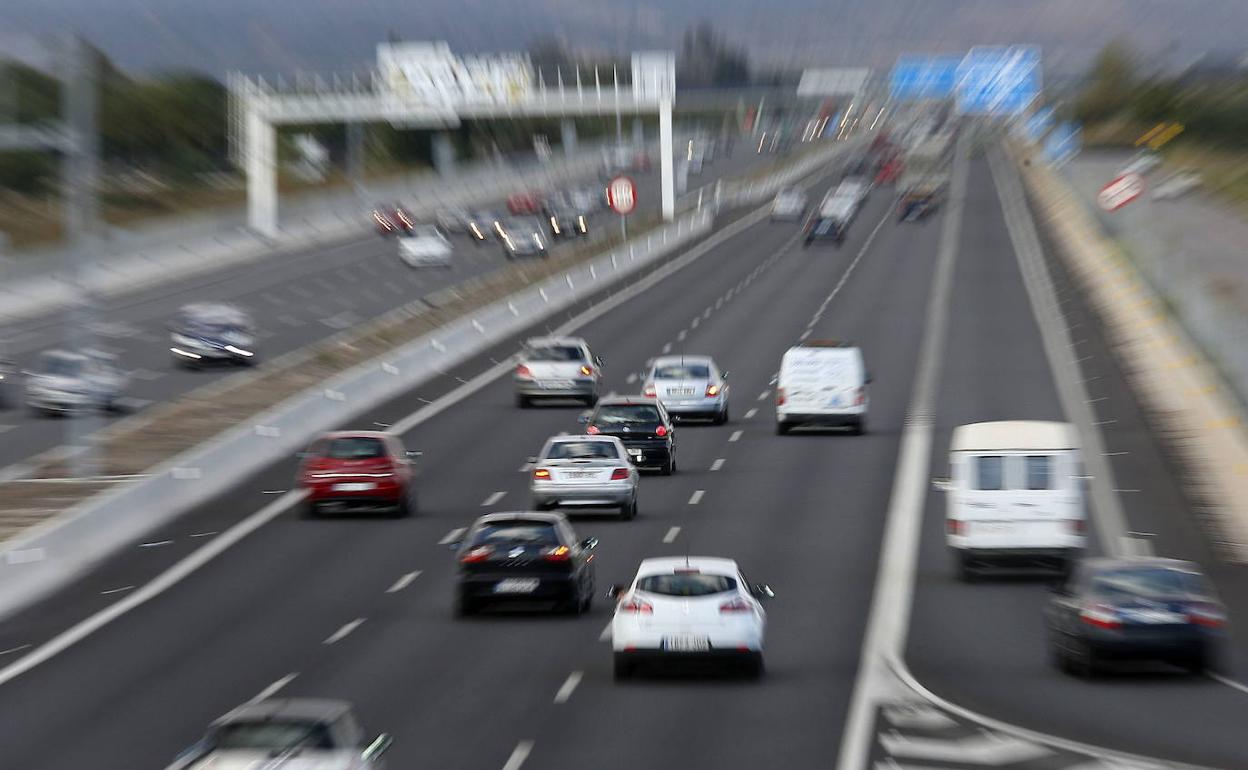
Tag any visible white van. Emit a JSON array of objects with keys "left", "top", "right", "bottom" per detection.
[
  {"left": 943, "top": 420, "right": 1086, "bottom": 580},
  {"left": 775, "top": 341, "right": 869, "bottom": 435}
]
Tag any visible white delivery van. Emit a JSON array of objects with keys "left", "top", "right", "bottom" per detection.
[
  {"left": 775, "top": 341, "right": 869, "bottom": 435},
  {"left": 943, "top": 420, "right": 1086, "bottom": 580}
]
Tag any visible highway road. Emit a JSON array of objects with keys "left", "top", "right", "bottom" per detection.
[
  {"left": 0, "top": 138, "right": 774, "bottom": 476},
  {"left": 0, "top": 139, "right": 1244, "bottom": 769}
]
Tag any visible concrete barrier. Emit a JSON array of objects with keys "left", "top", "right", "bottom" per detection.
[{"left": 1012, "top": 142, "right": 1248, "bottom": 562}]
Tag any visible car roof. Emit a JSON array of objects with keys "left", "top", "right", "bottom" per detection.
[
  {"left": 637, "top": 556, "right": 740, "bottom": 577},
  {"left": 595, "top": 396, "right": 660, "bottom": 407},
  {"left": 951, "top": 421, "right": 1078, "bottom": 452},
  {"left": 650, "top": 354, "right": 715, "bottom": 368},
  {"left": 547, "top": 434, "right": 623, "bottom": 445},
  {"left": 475, "top": 511, "right": 568, "bottom": 525},
  {"left": 524, "top": 336, "right": 587, "bottom": 348},
  {"left": 215, "top": 698, "right": 351, "bottom": 727},
  {"left": 319, "top": 430, "right": 391, "bottom": 441},
  {"left": 40, "top": 349, "right": 86, "bottom": 362}
]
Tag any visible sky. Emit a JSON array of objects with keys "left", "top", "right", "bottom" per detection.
[{"left": 2, "top": 0, "right": 1246, "bottom": 78}]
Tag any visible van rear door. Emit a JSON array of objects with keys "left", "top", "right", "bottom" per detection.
[{"left": 959, "top": 452, "right": 1076, "bottom": 547}]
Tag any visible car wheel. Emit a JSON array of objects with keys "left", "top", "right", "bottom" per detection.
[
  {"left": 516, "top": 394, "right": 530, "bottom": 409},
  {"left": 394, "top": 488, "right": 415, "bottom": 518},
  {"left": 715, "top": 406, "right": 729, "bottom": 425},
  {"left": 954, "top": 551, "right": 978, "bottom": 582},
  {"left": 776, "top": 421, "right": 791, "bottom": 436},
  {"left": 303, "top": 501, "right": 321, "bottom": 519},
  {"left": 455, "top": 594, "right": 478, "bottom": 618},
  {"left": 851, "top": 416, "right": 866, "bottom": 436},
  {"left": 585, "top": 393, "right": 599, "bottom": 407},
  {"left": 620, "top": 496, "right": 638, "bottom": 521},
  {"left": 613, "top": 654, "right": 634, "bottom": 681},
  {"left": 1180, "top": 651, "right": 1210, "bottom": 675},
  {"left": 1068, "top": 637, "right": 1100, "bottom": 678},
  {"left": 660, "top": 458, "right": 673, "bottom": 476},
  {"left": 742, "top": 653, "right": 765, "bottom": 679}
]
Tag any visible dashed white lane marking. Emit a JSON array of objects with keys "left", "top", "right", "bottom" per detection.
[
  {"left": 800, "top": 330, "right": 812, "bottom": 341},
  {"left": 439, "top": 527, "right": 466, "bottom": 545},
  {"left": 0, "top": 425, "right": 15, "bottom": 435},
  {"left": 663, "top": 526, "right": 681, "bottom": 543},
  {"left": 323, "top": 617, "right": 366, "bottom": 645},
  {"left": 0, "top": 645, "right": 32, "bottom": 657},
  {"left": 729, "top": 430, "right": 743, "bottom": 442},
  {"left": 744, "top": 408, "right": 758, "bottom": 420},
  {"left": 691, "top": 317, "right": 700, "bottom": 329},
  {"left": 189, "top": 531, "right": 217, "bottom": 538},
  {"left": 703, "top": 307, "right": 712, "bottom": 319},
  {"left": 1092, "top": 418, "right": 1117, "bottom": 426},
  {"left": 756, "top": 389, "right": 771, "bottom": 401},
  {"left": 100, "top": 585, "right": 135, "bottom": 596},
  {"left": 553, "top": 671, "right": 583, "bottom": 704},
  {"left": 386, "top": 570, "right": 422, "bottom": 594},
  {"left": 502, "top": 740, "right": 534, "bottom": 770},
  {"left": 710, "top": 458, "right": 725, "bottom": 471},
  {"left": 1102, "top": 451, "right": 1129, "bottom": 456},
  {"left": 598, "top": 621, "right": 612, "bottom": 642},
  {"left": 662, "top": 343, "right": 672, "bottom": 353},
  {"left": 625, "top": 372, "right": 638, "bottom": 384},
  {"left": 687, "top": 490, "right": 705, "bottom": 505},
  {"left": 250, "top": 672, "right": 298, "bottom": 703},
  {"left": 139, "top": 540, "right": 173, "bottom": 548},
  {"left": 1114, "top": 489, "right": 1142, "bottom": 493},
  {"left": 481, "top": 490, "right": 507, "bottom": 507}
]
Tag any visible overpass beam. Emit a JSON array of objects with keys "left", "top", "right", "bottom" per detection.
[
  {"left": 659, "top": 96, "right": 674, "bottom": 221},
  {"left": 245, "top": 107, "right": 278, "bottom": 238}
]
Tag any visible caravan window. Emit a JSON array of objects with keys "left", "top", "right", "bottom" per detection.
[
  {"left": 974, "top": 456, "right": 1004, "bottom": 490},
  {"left": 1025, "top": 456, "right": 1053, "bottom": 490}
]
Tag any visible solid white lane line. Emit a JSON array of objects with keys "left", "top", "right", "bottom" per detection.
[
  {"left": 1211, "top": 673, "right": 1248, "bottom": 696},
  {"left": 0, "top": 645, "right": 32, "bottom": 657},
  {"left": 261, "top": 489, "right": 286, "bottom": 495},
  {"left": 386, "top": 571, "right": 422, "bottom": 594},
  {"left": 800, "top": 330, "right": 812, "bottom": 341},
  {"left": 139, "top": 540, "right": 173, "bottom": 548},
  {"left": 553, "top": 671, "right": 583, "bottom": 704},
  {"left": 663, "top": 526, "right": 681, "bottom": 543},
  {"left": 625, "top": 372, "right": 638, "bottom": 384},
  {"left": 756, "top": 389, "right": 771, "bottom": 401},
  {"left": 439, "top": 527, "right": 466, "bottom": 545},
  {"left": 250, "top": 672, "right": 298, "bottom": 703},
  {"left": 481, "top": 490, "right": 507, "bottom": 507},
  {"left": 687, "top": 490, "right": 704, "bottom": 505},
  {"left": 1102, "top": 451, "right": 1129, "bottom": 456},
  {"left": 743, "top": 408, "right": 758, "bottom": 420},
  {"left": 710, "top": 458, "right": 725, "bottom": 471},
  {"left": 729, "top": 430, "right": 743, "bottom": 442},
  {"left": 99, "top": 585, "right": 135, "bottom": 596},
  {"left": 324, "top": 618, "right": 366, "bottom": 645},
  {"left": 598, "top": 621, "right": 612, "bottom": 642},
  {"left": 502, "top": 740, "right": 534, "bottom": 770}
]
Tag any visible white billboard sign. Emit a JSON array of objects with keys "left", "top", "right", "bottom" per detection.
[
  {"left": 377, "top": 42, "right": 533, "bottom": 107},
  {"left": 796, "top": 68, "right": 871, "bottom": 96}
]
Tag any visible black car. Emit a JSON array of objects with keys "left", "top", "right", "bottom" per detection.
[
  {"left": 580, "top": 396, "right": 677, "bottom": 475},
  {"left": 546, "top": 207, "right": 589, "bottom": 239},
  {"left": 451, "top": 511, "right": 597, "bottom": 616},
  {"left": 1045, "top": 557, "right": 1227, "bottom": 677}
]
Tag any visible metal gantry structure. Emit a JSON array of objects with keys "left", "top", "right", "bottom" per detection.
[{"left": 228, "top": 45, "right": 677, "bottom": 238}]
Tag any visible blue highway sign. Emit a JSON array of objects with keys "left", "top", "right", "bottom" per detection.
[{"left": 890, "top": 56, "right": 962, "bottom": 101}]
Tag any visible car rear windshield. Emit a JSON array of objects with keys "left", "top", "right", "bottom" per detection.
[
  {"left": 470, "top": 522, "right": 560, "bottom": 546},
  {"left": 323, "top": 437, "right": 387, "bottom": 460},
  {"left": 593, "top": 405, "right": 661, "bottom": 424},
  {"left": 1091, "top": 567, "right": 1213, "bottom": 599},
  {"left": 546, "top": 441, "right": 618, "bottom": 460},
  {"left": 654, "top": 364, "right": 711, "bottom": 379},
  {"left": 638, "top": 573, "right": 738, "bottom": 597},
  {"left": 524, "top": 345, "right": 585, "bottom": 362},
  {"left": 212, "top": 721, "right": 334, "bottom": 750},
  {"left": 39, "top": 355, "right": 82, "bottom": 376}
]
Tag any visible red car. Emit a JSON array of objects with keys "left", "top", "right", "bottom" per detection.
[
  {"left": 506, "top": 192, "right": 544, "bottom": 215},
  {"left": 373, "top": 205, "right": 415, "bottom": 237},
  {"left": 297, "top": 431, "right": 419, "bottom": 517}
]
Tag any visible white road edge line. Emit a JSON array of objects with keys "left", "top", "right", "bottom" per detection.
[
  {"left": 324, "top": 617, "right": 366, "bottom": 645},
  {"left": 249, "top": 672, "right": 298, "bottom": 703},
  {"left": 386, "top": 570, "right": 422, "bottom": 594},
  {"left": 663, "top": 526, "right": 681, "bottom": 543},
  {"left": 502, "top": 740, "right": 534, "bottom": 770},
  {"left": 553, "top": 671, "right": 583, "bottom": 704}
]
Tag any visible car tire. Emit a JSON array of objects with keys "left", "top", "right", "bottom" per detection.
[
  {"left": 954, "top": 551, "right": 977, "bottom": 582},
  {"left": 714, "top": 406, "right": 729, "bottom": 425},
  {"left": 776, "top": 421, "right": 791, "bottom": 436},
  {"left": 455, "top": 594, "right": 478, "bottom": 618},
  {"left": 660, "top": 458, "right": 673, "bottom": 476},
  {"left": 1180, "top": 651, "right": 1210, "bottom": 675},
  {"left": 620, "top": 496, "right": 638, "bottom": 521},
  {"left": 851, "top": 416, "right": 866, "bottom": 436},
  {"left": 613, "top": 654, "right": 634, "bottom": 681},
  {"left": 1070, "top": 638, "right": 1101, "bottom": 677},
  {"left": 743, "top": 653, "right": 765, "bottom": 679},
  {"left": 585, "top": 393, "right": 599, "bottom": 407},
  {"left": 394, "top": 488, "right": 415, "bottom": 518},
  {"left": 516, "top": 394, "right": 530, "bottom": 409}
]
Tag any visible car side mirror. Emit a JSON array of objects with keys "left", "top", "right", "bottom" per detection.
[
  {"left": 406, "top": 450, "right": 422, "bottom": 460},
  {"left": 577, "top": 412, "right": 591, "bottom": 424},
  {"left": 865, "top": 373, "right": 874, "bottom": 384},
  {"left": 362, "top": 733, "right": 393, "bottom": 761},
  {"left": 721, "top": 371, "right": 729, "bottom": 379},
  {"left": 595, "top": 356, "right": 604, "bottom": 366},
  {"left": 753, "top": 583, "right": 775, "bottom": 599},
  {"left": 580, "top": 537, "right": 598, "bottom": 550},
  {"left": 606, "top": 584, "right": 624, "bottom": 599},
  {"left": 931, "top": 477, "right": 951, "bottom": 492},
  {"left": 1049, "top": 579, "right": 1070, "bottom": 595}
]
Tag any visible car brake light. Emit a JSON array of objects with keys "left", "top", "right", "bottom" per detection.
[
  {"left": 655, "top": 425, "right": 668, "bottom": 437},
  {"left": 610, "top": 468, "right": 629, "bottom": 480},
  {"left": 460, "top": 546, "right": 493, "bottom": 564},
  {"left": 1080, "top": 603, "right": 1122, "bottom": 630},
  {"left": 720, "top": 597, "right": 753, "bottom": 613},
  {"left": 854, "top": 387, "right": 866, "bottom": 406},
  {"left": 516, "top": 364, "right": 532, "bottom": 378},
  {"left": 544, "top": 545, "right": 571, "bottom": 562},
  {"left": 706, "top": 384, "right": 721, "bottom": 396},
  {"left": 1188, "top": 603, "right": 1226, "bottom": 628},
  {"left": 619, "top": 596, "right": 653, "bottom": 614},
  {"left": 947, "top": 519, "right": 964, "bottom": 536},
  {"left": 586, "top": 425, "right": 601, "bottom": 435},
  {"left": 643, "top": 384, "right": 656, "bottom": 397},
  {"left": 580, "top": 365, "right": 593, "bottom": 376},
  {"left": 533, "top": 468, "right": 551, "bottom": 480},
  {"left": 1067, "top": 519, "right": 1086, "bottom": 534},
  {"left": 776, "top": 387, "right": 786, "bottom": 406}
]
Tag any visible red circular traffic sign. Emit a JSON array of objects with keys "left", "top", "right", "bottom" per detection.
[
  {"left": 607, "top": 175, "right": 637, "bottom": 215},
  {"left": 1098, "top": 172, "right": 1144, "bottom": 212}
]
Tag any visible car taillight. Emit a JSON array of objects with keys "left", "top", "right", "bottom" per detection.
[
  {"left": 619, "top": 596, "right": 653, "bottom": 614},
  {"left": 1067, "top": 519, "right": 1086, "bottom": 534},
  {"left": 1188, "top": 603, "right": 1226, "bottom": 628},
  {"left": 947, "top": 519, "right": 964, "bottom": 536},
  {"left": 460, "top": 546, "right": 493, "bottom": 564},
  {"left": 580, "top": 365, "right": 593, "bottom": 376},
  {"left": 655, "top": 425, "right": 668, "bottom": 437},
  {"left": 720, "top": 597, "right": 753, "bottom": 613},
  {"left": 776, "top": 387, "right": 786, "bottom": 406},
  {"left": 1080, "top": 603, "right": 1122, "bottom": 630},
  {"left": 515, "top": 364, "right": 532, "bottom": 378},
  {"left": 853, "top": 387, "right": 866, "bottom": 406},
  {"left": 544, "top": 545, "right": 571, "bottom": 562},
  {"left": 610, "top": 468, "right": 629, "bottom": 480},
  {"left": 533, "top": 468, "right": 551, "bottom": 480},
  {"left": 586, "top": 425, "right": 601, "bottom": 435},
  {"left": 706, "top": 384, "right": 721, "bottom": 396},
  {"left": 643, "top": 384, "right": 656, "bottom": 397}
]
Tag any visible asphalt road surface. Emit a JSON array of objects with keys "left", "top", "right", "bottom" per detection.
[
  {"left": 0, "top": 142, "right": 1244, "bottom": 769},
  {"left": 0, "top": 139, "right": 773, "bottom": 475}
]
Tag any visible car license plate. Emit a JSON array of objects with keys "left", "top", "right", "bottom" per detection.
[
  {"left": 540, "top": 379, "right": 574, "bottom": 389},
  {"left": 663, "top": 635, "right": 710, "bottom": 652},
  {"left": 1122, "top": 608, "right": 1185, "bottom": 624},
  {"left": 565, "top": 470, "right": 596, "bottom": 479},
  {"left": 974, "top": 521, "right": 1014, "bottom": 535},
  {"left": 332, "top": 482, "right": 375, "bottom": 492},
  {"left": 669, "top": 387, "right": 696, "bottom": 396},
  {"left": 494, "top": 578, "right": 539, "bottom": 594}
]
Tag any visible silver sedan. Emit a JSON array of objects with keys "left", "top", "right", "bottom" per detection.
[
  {"left": 642, "top": 354, "right": 730, "bottom": 424},
  {"left": 530, "top": 435, "right": 639, "bottom": 520}
]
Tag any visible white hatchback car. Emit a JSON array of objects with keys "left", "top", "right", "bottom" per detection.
[
  {"left": 609, "top": 557, "right": 772, "bottom": 679},
  {"left": 399, "top": 225, "right": 453, "bottom": 267}
]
